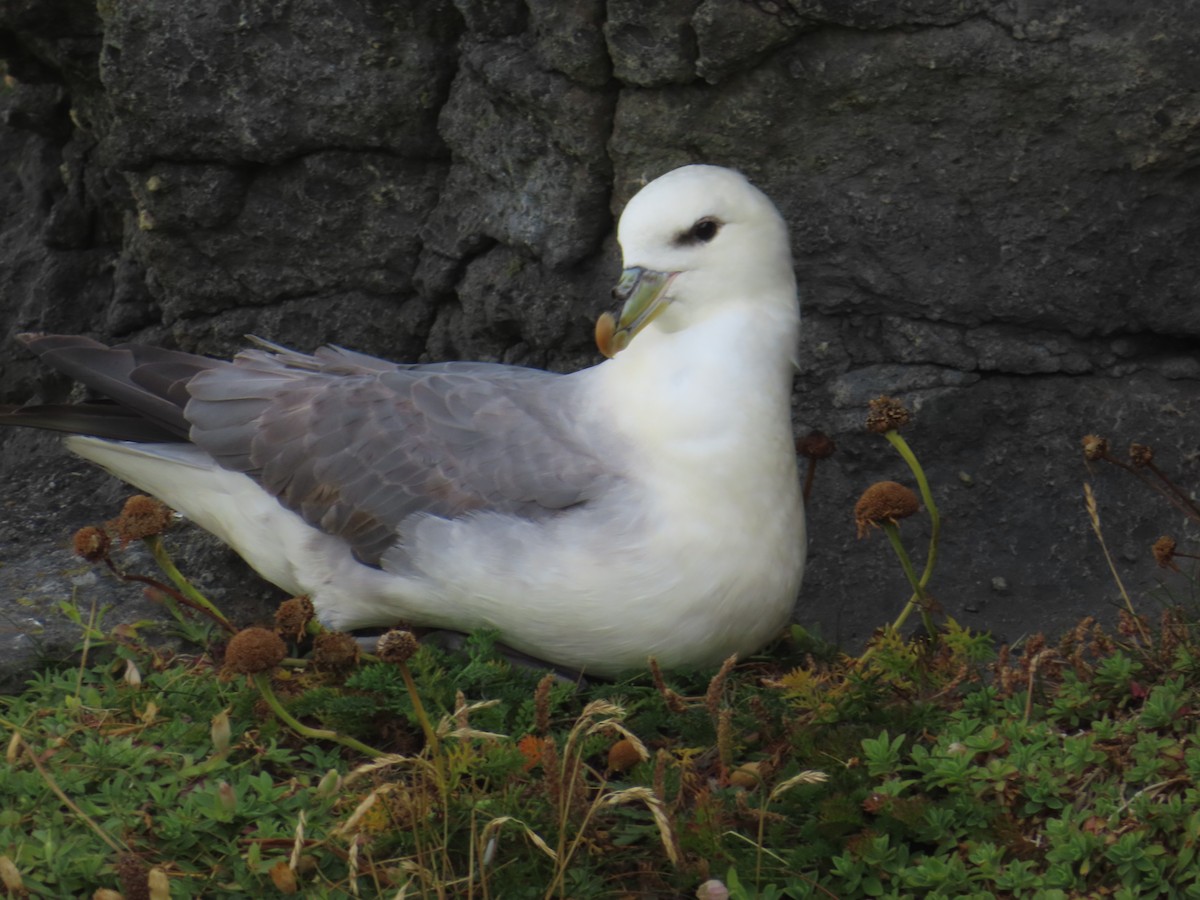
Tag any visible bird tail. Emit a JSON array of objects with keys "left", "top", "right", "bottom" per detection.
[
  {"left": 0, "top": 402, "right": 182, "bottom": 441},
  {"left": 2, "top": 333, "right": 223, "bottom": 442}
]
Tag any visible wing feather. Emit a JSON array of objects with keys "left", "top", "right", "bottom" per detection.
[
  {"left": 184, "top": 347, "right": 610, "bottom": 566},
  {"left": 14, "top": 334, "right": 611, "bottom": 567}
]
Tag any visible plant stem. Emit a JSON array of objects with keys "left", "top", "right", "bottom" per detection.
[
  {"left": 883, "top": 522, "right": 937, "bottom": 640},
  {"left": 399, "top": 661, "right": 439, "bottom": 757},
  {"left": 143, "top": 536, "right": 235, "bottom": 632},
  {"left": 1083, "top": 483, "right": 1149, "bottom": 642},
  {"left": 251, "top": 672, "right": 384, "bottom": 759},
  {"left": 398, "top": 659, "right": 450, "bottom": 846},
  {"left": 884, "top": 429, "right": 940, "bottom": 590}
]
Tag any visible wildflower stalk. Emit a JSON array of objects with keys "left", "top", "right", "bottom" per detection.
[
  {"left": 251, "top": 672, "right": 384, "bottom": 758},
  {"left": 882, "top": 429, "right": 940, "bottom": 591},
  {"left": 143, "top": 535, "right": 235, "bottom": 632},
  {"left": 400, "top": 659, "right": 451, "bottom": 818},
  {"left": 857, "top": 396, "right": 944, "bottom": 663},
  {"left": 882, "top": 522, "right": 937, "bottom": 639}
]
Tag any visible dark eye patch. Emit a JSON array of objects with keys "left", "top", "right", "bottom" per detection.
[{"left": 675, "top": 216, "right": 722, "bottom": 246}]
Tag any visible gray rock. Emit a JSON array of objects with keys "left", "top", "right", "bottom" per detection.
[
  {"left": 424, "top": 39, "right": 614, "bottom": 273},
  {"left": 125, "top": 153, "right": 445, "bottom": 322},
  {"left": 97, "top": 0, "right": 458, "bottom": 166},
  {"left": 526, "top": 0, "right": 610, "bottom": 88},
  {"left": 1, "top": 0, "right": 1198, "bottom": 687},
  {"left": 605, "top": 0, "right": 698, "bottom": 87}
]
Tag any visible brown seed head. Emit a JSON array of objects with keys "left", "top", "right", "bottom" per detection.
[
  {"left": 113, "top": 494, "right": 173, "bottom": 543},
  {"left": 1152, "top": 535, "right": 1178, "bottom": 570},
  {"left": 1129, "top": 443, "right": 1154, "bottom": 468},
  {"left": 607, "top": 738, "right": 643, "bottom": 773},
  {"left": 73, "top": 526, "right": 111, "bottom": 562},
  {"left": 274, "top": 596, "right": 315, "bottom": 640},
  {"left": 376, "top": 629, "right": 419, "bottom": 665},
  {"left": 312, "top": 631, "right": 360, "bottom": 672},
  {"left": 1081, "top": 434, "right": 1109, "bottom": 461},
  {"left": 796, "top": 430, "right": 836, "bottom": 460},
  {"left": 223, "top": 627, "right": 287, "bottom": 675},
  {"left": 855, "top": 481, "right": 920, "bottom": 538},
  {"left": 116, "top": 852, "right": 150, "bottom": 900},
  {"left": 865, "top": 396, "right": 911, "bottom": 434}
]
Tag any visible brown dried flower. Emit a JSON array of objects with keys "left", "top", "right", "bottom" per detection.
[
  {"left": 274, "top": 596, "right": 315, "bottom": 640},
  {"left": 376, "top": 629, "right": 419, "bottom": 665},
  {"left": 72, "top": 526, "right": 111, "bottom": 562},
  {"left": 1081, "top": 434, "right": 1109, "bottom": 461},
  {"left": 796, "top": 430, "right": 836, "bottom": 460},
  {"left": 312, "top": 631, "right": 360, "bottom": 672},
  {"left": 865, "top": 396, "right": 911, "bottom": 434},
  {"left": 607, "top": 738, "right": 643, "bottom": 774},
  {"left": 855, "top": 481, "right": 920, "bottom": 538},
  {"left": 116, "top": 852, "right": 150, "bottom": 900},
  {"left": 1152, "top": 535, "right": 1178, "bottom": 571},
  {"left": 1129, "top": 443, "right": 1154, "bottom": 468},
  {"left": 113, "top": 494, "right": 173, "bottom": 544},
  {"left": 223, "top": 627, "right": 287, "bottom": 675}
]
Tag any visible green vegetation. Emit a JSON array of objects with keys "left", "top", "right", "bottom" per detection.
[{"left": 1, "top": 400, "right": 1198, "bottom": 898}]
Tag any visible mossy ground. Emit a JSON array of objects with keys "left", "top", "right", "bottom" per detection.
[{"left": 3, "top": 597, "right": 1200, "bottom": 898}]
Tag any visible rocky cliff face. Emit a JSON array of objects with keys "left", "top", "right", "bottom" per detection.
[{"left": 1, "top": 0, "right": 1197, "bottom": 684}]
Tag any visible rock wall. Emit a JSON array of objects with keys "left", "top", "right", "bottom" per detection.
[{"left": 1, "top": 0, "right": 1197, "bottom": 681}]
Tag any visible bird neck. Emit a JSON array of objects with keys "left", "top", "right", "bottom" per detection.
[{"left": 596, "top": 298, "right": 800, "bottom": 456}]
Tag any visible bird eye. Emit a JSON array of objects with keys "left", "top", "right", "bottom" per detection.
[{"left": 677, "top": 217, "right": 721, "bottom": 246}]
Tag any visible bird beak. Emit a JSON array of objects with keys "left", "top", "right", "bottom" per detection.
[{"left": 595, "top": 267, "right": 677, "bottom": 358}]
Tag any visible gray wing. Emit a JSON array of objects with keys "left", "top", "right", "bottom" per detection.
[{"left": 184, "top": 346, "right": 609, "bottom": 565}]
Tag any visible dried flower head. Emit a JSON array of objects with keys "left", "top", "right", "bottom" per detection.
[
  {"left": 376, "top": 629, "right": 419, "bottom": 665},
  {"left": 796, "top": 430, "right": 836, "bottom": 460},
  {"left": 1129, "top": 442, "right": 1154, "bottom": 468},
  {"left": 1152, "top": 535, "right": 1178, "bottom": 570},
  {"left": 855, "top": 481, "right": 920, "bottom": 538},
  {"left": 72, "top": 526, "right": 111, "bottom": 562},
  {"left": 223, "top": 627, "right": 287, "bottom": 675},
  {"left": 113, "top": 494, "right": 173, "bottom": 543},
  {"left": 866, "top": 395, "right": 911, "bottom": 433},
  {"left": 312, "top": 631, "right": 360, "bottom": 672},
  {"left": 116, "top": 852, "right": 150, "bottom": 900},
  {"left": 607, "top": 738, "right": 644, "bottom": 773},
  {"left": 274, "top": 596, "right": 315, "bottom": 640},
  {"left": 1081, "top": 434, "right": 1109, "bottom": 461}
]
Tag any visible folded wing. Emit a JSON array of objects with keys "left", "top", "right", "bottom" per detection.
[{"left": 11, "top": 336, "right": 611, "bottom": 567}]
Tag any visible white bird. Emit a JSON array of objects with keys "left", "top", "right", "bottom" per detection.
[{"left": 1, "top": 165, "right": 805, "bottom": 676}]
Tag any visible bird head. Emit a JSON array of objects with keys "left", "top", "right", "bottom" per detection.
[{"left": 597, "top": 165, "right": 797, "bottom": 357}]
